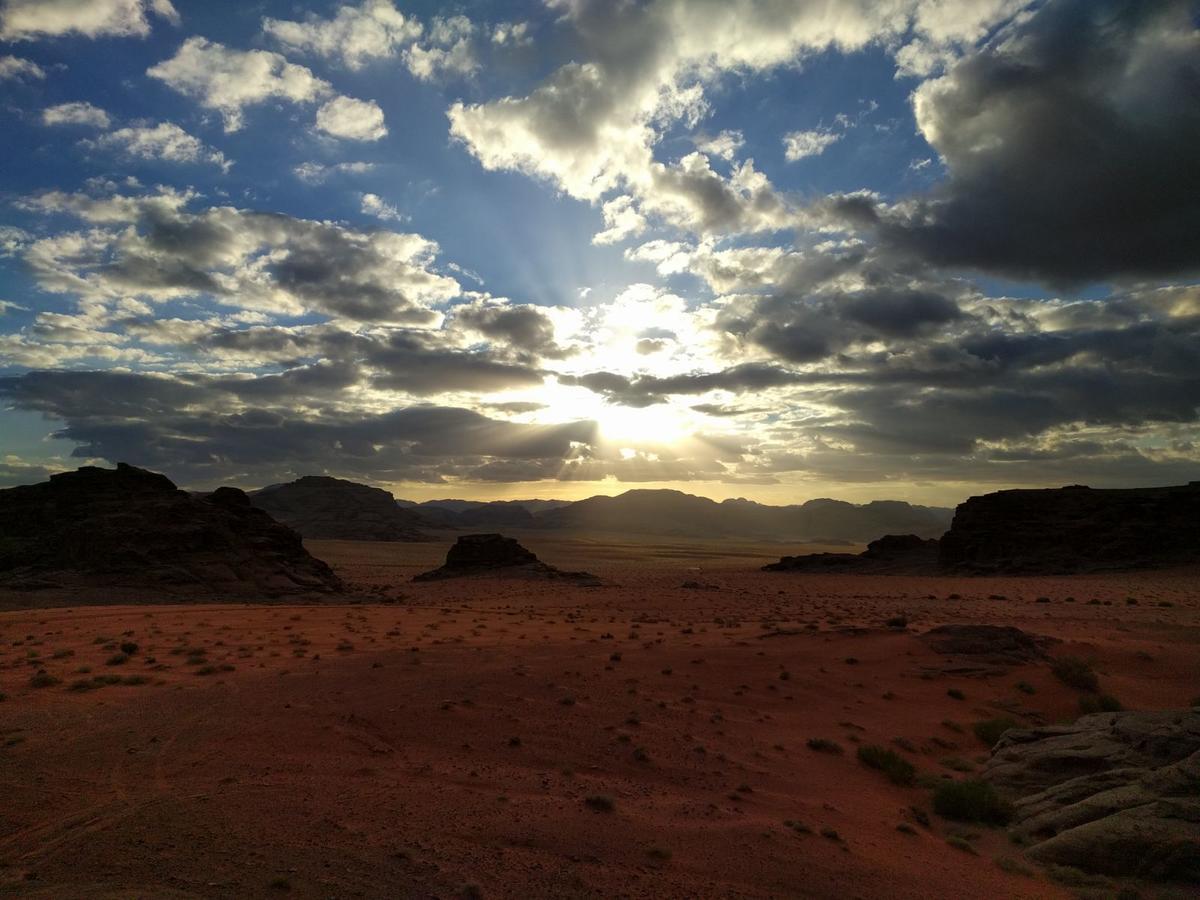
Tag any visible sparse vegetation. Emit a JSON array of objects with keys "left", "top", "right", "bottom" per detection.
[
  {"left": 972, "top": 717, "right": 1018, "bottom": 747},
  {"left": 947, "top": 688, "right": 965, "bottom": 700},
  {"left": 807, "top": 737, "right": 843, "bottom": 754},
  {"left": 932, "top": 779, "right": 1013, "bottom": 825},
  {"left": 584, "top": 794, "right": 614, "bottom": 812},
  {"left": 1051, "top": 657, "right": 1099, "bottom": 692},
  {"left": 30, "top": 671, "right": 60, "bottom": 688},
  {"left": 857, "top": 744, "right": 916, "bottom": 786},
  {"left": 1079, "top": 693, "right": 1123, "bottom": 714}
]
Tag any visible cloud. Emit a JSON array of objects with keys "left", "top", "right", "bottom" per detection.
[
  {"left": 856, "top": 0, "right": 1200, "bottom": 285},
  {"left": 315, "top": 95, "right": 387, "bottom": 141},
  {"left": 695, "top": 129, "right": 744, "bottom": 161},
  {"left": 0, "top": 54, "right": 45, "bottom": 80},
  {"left": 782, "top": 127, "right": 841, "bottom": 161},
  {"left": 451, "top": 299, "right": 568, "bottom": 360},
  {"left": 360, "top": 192, "right": 402, "bottom": 221},
  {"left": 405, "top": 15, "right": 478, "bottom": 81},
  {"left": 19, "top": 186, "right": 460, "bottom": 324},
  {"left": 491, "top": 21, "right": 530, "bottom": 47},
  {"left": 147, "top": 36, "right": 332, "bottom": 132},
  {"left": 42, "top": 101, "right": 110, "bottom": 128},
  {"left": 293, "top": 161, "right": 377, "bottom": 184},
  {"left": 83, "top": 121, "right": 230, "bottom": 170},
  {"left": 262, "top": 0, "right": 421, "bottom": 70},
  {"left": 0, "top": 0, "right": 178, "bottom": 41}
]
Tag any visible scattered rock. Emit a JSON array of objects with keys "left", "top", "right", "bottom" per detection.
[
  {"left": 249, "top": 475, "right": 430, "bottom": 541},
  {"left": 920, "top": 625, "right": 1054, "bottom": 665},
  {"left": 414, "top": 534, "right": 599, "bottom": 584},
  {"left": 984, "top": 708, "right": 1200, "bottom": 881},
  {"left": 0, "top": 463, "right": 342, "bottom": 598}
]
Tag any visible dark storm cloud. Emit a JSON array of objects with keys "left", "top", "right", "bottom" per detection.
[
  {"left": 451, "top": 302, "right": 568, "bottom": 359},
  {"left": 364, "top": 331, "right": 545, "bottom": 395},
  {"left": 853, "top": 0, "right": 1200, "bottom": 285},
  {"left": 0, "top": 368, "right": 598, "bottom": 487}
]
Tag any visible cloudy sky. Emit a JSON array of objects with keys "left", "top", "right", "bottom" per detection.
[{"left": 0, "top": 0, "right": 1197, "bottom": 504}]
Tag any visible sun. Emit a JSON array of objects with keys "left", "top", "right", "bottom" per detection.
[{"left": 526, "top": 383, "right": 698, "bottom": 448}]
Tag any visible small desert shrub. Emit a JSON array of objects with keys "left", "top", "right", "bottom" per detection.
[
  {"left": 946, "top": 836, "right": 977, "bottom": 854},
  {"left": 1016, "top": 681, "right": 1035, "bottom": 695},
  {"left": 1079, "top": 693, "right": 1123, "bottom": 714},
  {"left": 122, "top": 675, "right": 149, "bottom": 686},
  {"left": 106, "top": 653, "right": 128, "bottom": 666},
  {"left": 932, "top": 779, "right": 1012, "bottom": 825},
  {"left": 646, "top": 846, "right": 672, "bottom": 861},
  {"left": 119, "top": 642, "right": 139, "bottom": 656},
  {"left": 807, "top": 737, "right": 843, "bottom": 754},
  {"left": 972, "top": 717, "right": 1018, "bottom": 747},
  {"left": 30, "top": 671, "right": 60, "bottom": 688},
  {"left": 67, "top": 679, "right": 100, "bottom": 692},
  {"left": 1051, "top": 657, "right": 1099, "bottom": 692},
  {"left": 885, "top": 615, "right": 908, "bottom": 628},
  {"left": 584, "top": 794, "right": 614, "bottom": 812},
  {"left": 820, "top": 827, "right": 840, "bottom": 841},
  {"left": 947, "top": 688, "right": 965, "bottom": 700},
  {"left": 996, "top": 856, "right": 1035, "bottom": 877},
  {"left": 0, "top": 692, "right": 7, "bottom": 702},
  {"left": 857, "top": 744, "right": 916, "bottom": 786}
]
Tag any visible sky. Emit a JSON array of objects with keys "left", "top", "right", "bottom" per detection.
[{"left": 0, "top": 0, "right": 1197, "bottom": 506}]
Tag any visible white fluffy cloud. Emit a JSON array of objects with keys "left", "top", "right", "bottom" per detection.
[
  {"left": 0, "top": 54, "right": 45, "bottom": 80},
  {"left": 262, "top": 0, "right": 422, "bottom": 71},
  {"left": 293, "top": 161, "right": 377, "bottom": 184},
  {"left": 147, "top": 36, "right": 332, "bottom": 132},
  {"left": 84, "top": 121, "right": 230, "bottom": 170},
  {"left": 0, "top": 0, "right": 178, "bottom": 41},
  {"left": 782, "top": 128, "right": 842, "bottom": 162},
  {"left": 42, "top": 101, "right": 110, "bottom": 128},
  {"left": 315, "top": 96, "right": 388, "bottom": 141}
]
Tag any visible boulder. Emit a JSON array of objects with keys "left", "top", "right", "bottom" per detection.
[
  {"left": 250, "top": 475, "right": 430, "bottom": 542},
  {"left": 414, "top": 533, "right": 599, "bottom": 584},
  {"left": 0, "top": 463, "right": 342, "bottom": 598},
  {"left": 983, "top": 708, "right": 1200, "bottom": 881}
]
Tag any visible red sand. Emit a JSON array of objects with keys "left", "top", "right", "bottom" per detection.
[{"left": 1, "top": 536, "right": 1197, "bottom": 898}]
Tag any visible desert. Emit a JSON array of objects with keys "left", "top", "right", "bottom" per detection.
[{"left": 2, "top": 470, "right": 1198, "bottom": 898}]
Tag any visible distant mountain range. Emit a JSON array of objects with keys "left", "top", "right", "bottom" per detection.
[{"left": 405, "top": 488, "right": 952, "bottom": 542}]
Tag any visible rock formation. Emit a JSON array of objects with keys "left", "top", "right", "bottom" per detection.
[
  {"left": 414, "top": 533, "right": 599, "bottom": 584},
  {"left": 0, "top": 463, "right": 342, "bottom": 597},
  {"left": 984, "top": 708, "right": 1200, "bottom": 881},
  {"left": 919, "top": 624, "right": 1054, "bottom": 665},
  {"left": 939, "top": 482, "right": 1200, "bottom": 573},
  {"left": 763, "top": 533, "right": 939, "bottom": 573},
  {"left": 250, "top": 475, "right": 429, "bottom": 541}
]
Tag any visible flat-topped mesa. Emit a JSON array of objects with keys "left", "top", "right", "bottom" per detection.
[
  {"left": 414, "top": 533, "right": 599, "bottom": 584},
  {"left": 0, "top": 463, "right": 342, "bottom": 597},
  {"left": 939, "top": 482, "right": 1200, "bottom": 574},
  {"left": 250, "top": 475, "right": 430, "bottom": 542}
]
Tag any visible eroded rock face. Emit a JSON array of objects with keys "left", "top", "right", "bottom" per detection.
[
  {"left": 763, "top": 533, "right": 939, "bottom": 573},
  {"left": 250, "top": 476, "right": 429, "bottom": 542},
  {"left": 984, "top": 709, "right": 1200, "bottom": 881},
  {"left": 939, "top": 482, "right": 1200, "bottom": 573},
  {"left": 414, "top": 533, "right": 598, "bottom": 584},
  {"left": 0, "top": 463, "right": 342, "bottom": 597}
]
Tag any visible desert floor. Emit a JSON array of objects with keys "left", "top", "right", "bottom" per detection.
[{"left": 1, "top": 535, "right": 1197, "bottom": 899}]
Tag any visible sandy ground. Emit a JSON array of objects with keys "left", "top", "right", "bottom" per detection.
[{"left": 1, "top": 535, "right": 1197, "bottom": 899}]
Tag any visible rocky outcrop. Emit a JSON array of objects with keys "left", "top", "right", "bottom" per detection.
[
  {"left": 920, "top": 624, "right": 1054, "bottom": 665},
  {"left": 763, "top": 533, "right": 939, "bottom": 573},
  {"left": 984, "top": 708, "right": 1200, "bottom": 881},
  {"left": 0, "top": 463, "right": 341, "bottom": 597},
  {"left": 250, "top": 476, "right": 429, "bottom": 542},
  {"left": 939, "top": 482, "right": 1200, "bottom": 573},
  {"left": 414, "top": 533, "right": 599, "bottom": 584}
]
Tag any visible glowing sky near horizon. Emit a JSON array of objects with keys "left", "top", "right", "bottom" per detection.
[{"left": 0, "top": 0, "right": 1198, "bottom": 505}]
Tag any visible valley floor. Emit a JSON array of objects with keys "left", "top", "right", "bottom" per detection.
[{"left": 1, "top": 536, "right": 1197, "bottom": 898}]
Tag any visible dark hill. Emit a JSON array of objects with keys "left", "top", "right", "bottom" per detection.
[
  {"left": 0, "top": 463, "right": 341, "bottom": 596},
  {"left": 533, "top": 489, "right": 951, "bottom": 541},
  {"left": 251, "top": 476, "right": 429, "bottom": 541}
]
